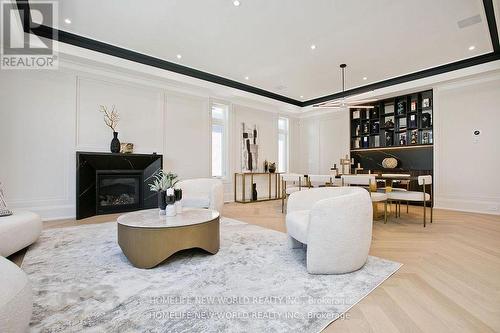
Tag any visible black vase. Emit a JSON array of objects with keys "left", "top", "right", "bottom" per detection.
[
  {"left": 110, "top": 131, "right": 120, "bottom": 153},
  {"left": 252, "top": 183, "right": 258, "bottom": 201},
  {"left": 174, "top": 188, "right": 182, "bottom": 201},
  {"left": 158, "top": 190, "right": 167, "bottom": 210}
]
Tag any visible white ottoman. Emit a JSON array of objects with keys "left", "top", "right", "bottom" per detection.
[
  {"left": 0, "top": 256, "right": 33, "bottom": 333},
  {"left": 0, "top": 211, "right": 42, "bottom": 257}
]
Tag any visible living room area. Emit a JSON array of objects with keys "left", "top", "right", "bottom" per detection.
[{"left": 1, "top": 0, "right": 500, "bottom": 332}]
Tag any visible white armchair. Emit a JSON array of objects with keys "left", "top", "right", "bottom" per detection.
[
  {"left": 286, "top": 187, "right": 373, "bottom": 274},
  {"left": 176, "top": 178, "right": 224, "bottom": 214}
]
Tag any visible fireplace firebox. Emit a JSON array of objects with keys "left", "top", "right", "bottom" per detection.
[{"left": 96, "top": 171, "right": 143, "bottom": 214}]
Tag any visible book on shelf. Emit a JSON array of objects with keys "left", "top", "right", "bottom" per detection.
[
  {"left": 362, "top": 136, "right": 369, "bottom": 148},
  {"left": 409, "top": 114, "right": 417, "bottom": 128}
]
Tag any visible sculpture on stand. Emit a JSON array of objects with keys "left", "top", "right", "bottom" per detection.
[{"left": 241, "top": 123, "right": 259, "bottom": 172}]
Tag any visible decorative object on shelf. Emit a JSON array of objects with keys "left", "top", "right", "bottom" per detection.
[
  {"left": 421, "top": 113, "right": 431, "bottom": 128},
  {"left": 399, "top": 132, "right": 407, "bottom": 145},
  {"left": 385, "top": 132, "right": 393, "bottom": 146},
  {"left": 370, "top": 108, "right": 379, "bottom": 119},
  {"left": 397, "top": 100, "right": 406, "bottom": 115},
  {"left": 252, "top": 183, "right": 258, "bottom": 201},
  {"left": 263, "top": 160, "right": 268, "bottom": 173},
  {"left": 340, "top": 155, "right": 351, "bottom": 175},
  {"left": 174, "top": 188, "right": 183, "bottom": 214},
  {"left": 165, "top": 188, "right": 176, "bottom": 217},
  {"left": 0, "top": 182, "right": 13, "bottom": 217},
  {"left": 422, "top": 131, "right": 432, "bottom": 144},
  {"left": 410, "top": 130, "right": 418, "bottom": 144},
  {"left": 363, "top": 122, "right": 369, "bottom": 134},
  {"left": 353, "top": 110, "right": 360, "bottom": 119},
  {"left": 422, "top": 98, "right": 431, "bottom": 108},
  {"left": 382, "top": 157, "right": 398, "bottom": 169},
  {"left": 370, "top": 122, "right": 379, "bottom": 134},
  {"left": 353, "top": 137, "right": 361, "bottom": 149},
  {"left": 355, "top": 124, "right": 361, "bottom": 136},
  {"left": 384, "top": 119, "right": 394, "bottom": 129},
  {"left": 120, "top": 143, "right": 134, "bottom": 154},
  {"left": 241, "top": 123, "right": 258, "bottom": 172},
  {"left": 373, "top": 135, "right": 380, "bottom": 147},
  {"left": 268, "top": 162, "right": 276, "bottom": 173},
  {"left": 409, "top": 114, "right": 417, "bottom": 128},
  {"left": 99, "top": 105, "right": 120, "bottom": 153},
  {"left": 410, "top": 100, "right": 417, "bottom": 111}
]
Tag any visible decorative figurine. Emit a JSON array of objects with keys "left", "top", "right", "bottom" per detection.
[{"left": 411, "top": 131, "right": 418, "bottom": 144}]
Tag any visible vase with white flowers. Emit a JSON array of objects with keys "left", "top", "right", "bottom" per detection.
[
  {"left": 99, "top": 105, "right": 120, "bottom": 153},
  {"left": 149, "top": 170, "right": 179, "bottom": 215}
]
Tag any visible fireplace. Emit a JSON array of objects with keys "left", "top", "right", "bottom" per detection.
[
  {"left": 96, "top": 171, "right": 142, "bottom": 214},
  {"left": 76, "top": 152, "right": 162, "bottom": 219}
]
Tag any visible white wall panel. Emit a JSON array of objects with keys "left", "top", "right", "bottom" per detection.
[
  {"left": 77, "top": 77, "right": 164, "bottom": 154},
  {"left": 0, "top": 70, "right": 76, "bottom": 219},
  {"left": 434, "top": 74, "right": 500, "bottom": 214},
  {"left": 164, "top": 93, "right": 210, "bottom": 180}
]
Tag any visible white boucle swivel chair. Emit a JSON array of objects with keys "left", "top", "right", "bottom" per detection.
[
  {"left": 176, "top": 178, "right": 224, "bottom": 214},
  {"left": 286, "top": 187, "right": 373, "bottom": 274}
]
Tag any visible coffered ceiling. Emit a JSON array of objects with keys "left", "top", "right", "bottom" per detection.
[{"left": 25, "top": 0, "right": 500, "bottom": 105}]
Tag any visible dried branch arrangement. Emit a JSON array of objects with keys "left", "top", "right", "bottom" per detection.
[{"left": 98, "top": 105, "right": 120, "bottom": 132}]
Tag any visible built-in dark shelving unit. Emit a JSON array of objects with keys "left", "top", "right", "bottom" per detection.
[{"left": 350, "top": 89, "right": 433, "bottom": 150}]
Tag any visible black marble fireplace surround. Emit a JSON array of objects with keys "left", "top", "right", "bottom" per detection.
[{"left": 76, "top": 152, "right": 162, "bottom": 220}]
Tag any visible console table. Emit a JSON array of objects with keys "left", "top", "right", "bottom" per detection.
[{"left": 234, "top": 172, "right": 282, "bottom": 203}]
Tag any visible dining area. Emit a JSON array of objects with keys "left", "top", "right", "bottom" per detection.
[{"left": 280, "top": 172, "right": 433, "bottom": 227}]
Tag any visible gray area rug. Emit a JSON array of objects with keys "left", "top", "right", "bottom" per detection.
[{"left": 22, "top": 218, "right": 401, "bottom": 333}]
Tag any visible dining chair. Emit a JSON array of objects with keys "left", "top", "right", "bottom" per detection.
[
  {"left": 380, "top": 173, "right": 410, "bottom": 215},
  {"left": 341, "top": 175, "right": 388, "bottom": 223},
  {"left": 281, "top": 173, "right": 304, "bottom": 213},
  {"left": 387, "top": 175, "right": 432, "bottom": 227},
  {"left": 307, "top": 174, "right": 333, "bottom": 188}
]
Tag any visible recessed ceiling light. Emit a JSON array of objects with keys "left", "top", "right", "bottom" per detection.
[
  {"left": 176, "top": 54, "right": 182, "bottom": 59},
  {"left": 363, "top": 77, "right": 367, "bottom": 80},
  {"left": 233, "top": 0, "right": 240, "bottom": 6},
  {"left": 300, "top": 95, "right": 304, "bottom": 98},
  {"left": 468, "top": 45, "right": 475, "bottom": 51},
  {"left": 245, "top": 76, "right": 249, "bottom": 80},
  {"left": 310, "top": 44, "right": 316, "bottom": 50},
  {"left": 64, "top": 18, "right": 71, "bottom": 24}
]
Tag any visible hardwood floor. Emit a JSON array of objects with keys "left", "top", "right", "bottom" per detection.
[{"left": 9, "top": 202, "right": 500, "bottom": 332}]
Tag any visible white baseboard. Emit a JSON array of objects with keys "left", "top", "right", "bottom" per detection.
[
  {"left": 10, "top": 204, "right": 76, "bottom": 222},
  {"left": 435, "top": 196, "right": 500, "bottom": 216}
]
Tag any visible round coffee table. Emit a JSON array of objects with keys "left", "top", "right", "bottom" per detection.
[{"left": 117, "top": 208, "right": 220, "bottom": 268}]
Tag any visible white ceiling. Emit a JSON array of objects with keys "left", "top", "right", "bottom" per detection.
[{"left": 53, "top": 0, "right": 494, "bottom": 101}]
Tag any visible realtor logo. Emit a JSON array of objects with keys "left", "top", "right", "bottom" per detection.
[{"left": 1, "top": 0, "right": 58, "bottom": 69}]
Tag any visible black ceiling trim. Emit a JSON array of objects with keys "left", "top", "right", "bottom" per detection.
[
  {"left": 303, "top": 52, "right": 500, "bottom": 107},
  {"left": 15, "top": 0, "right": 302, "bottom": 106},
  {"left": 483, "top": 0, "right": 500, "bottom": 53},
  {"left": 16, "top": 0, "right": 500, "bottom": 108}
]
